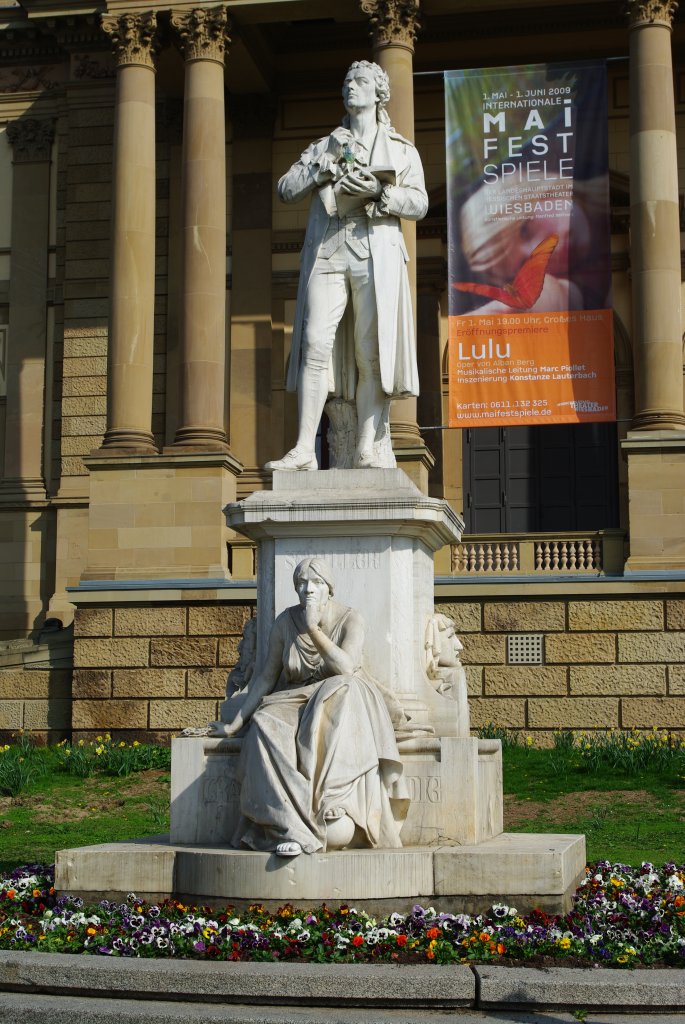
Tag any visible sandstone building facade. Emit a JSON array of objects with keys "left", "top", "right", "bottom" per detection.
[{"left": 0, "top": 0, "right": 684, "bottom": 743}]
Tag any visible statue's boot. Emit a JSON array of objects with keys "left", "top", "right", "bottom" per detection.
[{"left": 264, "top": 448, "right": 318, "bottom": 472}]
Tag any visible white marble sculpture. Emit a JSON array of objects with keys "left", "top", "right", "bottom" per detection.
[
  {"left": 265, "top": 60, "right": 428, "bottom": 472},
  {"left": 209, "top": 557, "right": 409, "bottom": 857},
  {"left": 424, "top": 613, "right": 470, "bottom": 738}
]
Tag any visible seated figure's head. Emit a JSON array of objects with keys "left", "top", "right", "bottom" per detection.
[{"left": 293, "top": 557, "right": 335, "bottom": 608}]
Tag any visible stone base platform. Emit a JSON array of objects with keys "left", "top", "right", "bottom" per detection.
[{"left": 55, "top": 831, "right": 586, "bottom": 916}]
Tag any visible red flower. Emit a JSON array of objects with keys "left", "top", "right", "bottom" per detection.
[
  {"left": 396, "top": 934, "right": 407, "bottom": 946},
  {"left": 351, "top": 934, "right": 364, "bottom": 947},
  {"left": 426, "top": 927, "right": 440, "bottom": 940}
]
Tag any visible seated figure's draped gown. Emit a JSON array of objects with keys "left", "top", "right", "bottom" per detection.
[{"left": 233, "top": 604, "right": 409, "bottom": 854}]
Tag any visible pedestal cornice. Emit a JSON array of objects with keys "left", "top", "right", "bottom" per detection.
[
  {"left": 169, "top": 6, "right": 230, "bottom": 64},
  {"left": 625, "top": 0, "right": 678, "bottom": 28},
  {"left": 360, "top": 0, "right": 421, "bottom": 51},
  {"left": 226, "top": 469, "right": 463, "bottom": 551}
]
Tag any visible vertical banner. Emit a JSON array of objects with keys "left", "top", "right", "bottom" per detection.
[{"left": 446, "top": 62, "right": 615, "bottom": 427}]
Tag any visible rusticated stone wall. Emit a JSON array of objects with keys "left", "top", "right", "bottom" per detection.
[
  {"left": 437, "top": 594, "right": 685, "bottom": 741},
  {"left": 2, "top": 592, "right": 684, "bottom": 744},
  {"left": 71, "top": 602, "right": 254, "bottom": 742}
]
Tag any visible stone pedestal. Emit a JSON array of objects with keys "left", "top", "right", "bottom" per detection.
[
  {"left": 56, "top": 465, "right": 587, "bottom": 912},
  {"left": 226, "top": 468, "right": 464, "bottom": 734},
  {"left": 622, "top": 431, "right": 685, "bottom": 570},
  {"left": 170, "top": 733, "right": 503, "bottom": 849},
  {"left": 80, "top": 451, "right": 241, "bottom": 581}
]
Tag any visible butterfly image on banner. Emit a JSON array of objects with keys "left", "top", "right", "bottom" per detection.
[{"left": 452, "top": 233, "right": 559, "bottom": 311}]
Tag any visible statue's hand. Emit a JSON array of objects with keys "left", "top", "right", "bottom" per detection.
[
  {"left": 304, "top": 602, "right": 323, "bottom": 631},
  {"left": 327, "top": 126, "right": 353, "bottom": 158},
  {"left": 339, "top": 169, "right": 382, "bottom": 197}
]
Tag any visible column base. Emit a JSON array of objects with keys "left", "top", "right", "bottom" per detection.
[
  {"left": 171, "top": 426, "right": 229, "bottom": 452},
  {"left": 622, "top": 430, "right": 685, "bottom": 571},
  {"left": 390, "top": 422, "right": 435, "bottom": 494},
  {"left": 631, "top": 410, "right": 685, "bottom": 431},
  {"left": 99, "top": 428, "right": 158, "bottom": 453},
  {"left": 0, "top": 477, "right": 48, "bottom": 504}
]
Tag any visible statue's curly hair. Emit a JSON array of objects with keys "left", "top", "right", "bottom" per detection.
[{"left": 342, "top": 60, "right": 393, "bottom": 129}]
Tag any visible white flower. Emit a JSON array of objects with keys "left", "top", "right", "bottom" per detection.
[{"left": 296, "top": 930, "right": 310, "bottom": 941}]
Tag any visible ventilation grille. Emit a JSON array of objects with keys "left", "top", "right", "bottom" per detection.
[{"left": 507, "top": 633, "right": 544, "bottom": 665}]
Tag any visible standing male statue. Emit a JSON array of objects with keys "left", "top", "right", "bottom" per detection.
[{"left": 265, "top": 61, "right": 428, "bottom": 472}]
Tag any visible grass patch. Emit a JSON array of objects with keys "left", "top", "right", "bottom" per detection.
[
  {"left": 500, "top": 730, "right": 685, "bottom": 865},
  {"left": 0, "top": 737, "right": 170, "bottom": 873}
]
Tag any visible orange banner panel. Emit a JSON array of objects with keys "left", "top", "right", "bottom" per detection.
[{"left": 448, "top": 309, "right": 615, "bottom": 427}]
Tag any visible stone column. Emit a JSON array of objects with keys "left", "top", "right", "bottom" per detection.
[
  {"left": 627, "top": 0, "right": 685, "bottom": 430},
  {"left": 99, "top": 12, "right": 158, "bottom": 452},
  {"left": 229, "top": 95, "right": 276, "bottom": 491},
  {"left": 169, "top": 6, "right": 230, "bottom": 451},
  {"left": 361, "top": 0, "right": 434, "bottom": 491},
  {"left": 622, "top": 0, "right": 685, "bottom": 571},
  {"left": 1, "top": 118, "right": 54, "bottom": 499}
]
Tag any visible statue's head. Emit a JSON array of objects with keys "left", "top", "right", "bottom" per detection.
[
  {"left": 292, "top": 556, "right": 335, "bottom": 596},
  {"left": 342, "top": 60, "right": 391, "bottom": 127}
]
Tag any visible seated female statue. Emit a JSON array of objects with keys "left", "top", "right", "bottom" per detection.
[{"left": 210, "top": 557, "right": 408, "bottom": 857}]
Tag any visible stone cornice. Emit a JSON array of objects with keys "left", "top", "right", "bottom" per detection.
[
  {"left": 625, "top": 0, "right": 678, "bottom": 27},
  {"left": 360, "top": 0, "right": 421, "bottom": 52},
  {"left": 6, "top": 117, "right": 55, "bottom": 162},
  {"left": 169, "top": 6, "right": 230, "bottom": 65},
  {"left": 100, "top": 11, "right": 158, "bottom": 69}
]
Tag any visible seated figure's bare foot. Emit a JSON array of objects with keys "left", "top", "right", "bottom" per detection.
[
  {"left": 325, "top": 810, "right": 355, "bottom": 850},
  {"left": 275, "top": 841, "right": 303, "bottom": 857},
  {"left": 323, "top": 806, "right": 347, "bottom": 820},
  {"left": 264, "top": 448, "right": 317, "bottom": 472},
  {"left": 207, "top": 720, "right": 232, "bottom": 737}
]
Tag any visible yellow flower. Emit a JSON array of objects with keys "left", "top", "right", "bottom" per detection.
[
  {"left": 617, "top": 955, "right": 628, "bottom": 963},
  {"left": 610, "top": 877, "right": 625, "bottom": 888},
  {"left": 557, "top": 937, "right": 571, "bottom": 950},
  {"left": 133, "top": 740, "right": 140, "bottom": 747},
  {"left": 119, "top": 741, "right": 126, "bottom": 748},
  {"left": 525, "top": 736, "right": 533, "bottom": 747},
  {"left": 96, "top": 735, "right": 102, "bottom": 742},
  {"left": 95, "top": 745, "right": 104, "bottom": 756},
  {"left": 78, "top": 739, "right": 85, "bottom": 747}
]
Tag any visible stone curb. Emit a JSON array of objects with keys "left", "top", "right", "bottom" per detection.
[
  {"left": 477, "top": 964, "right": 685, "bottom": 1012},
  {"left": 0, "top": 953, "right": 474, "bottom": 1007},
  {"left": 1, "top": 952, "right": 684, "bottom": 1013}
]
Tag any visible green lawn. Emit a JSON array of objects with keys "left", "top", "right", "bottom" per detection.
[
  {"left": 502, "top": 745, "right": 685, "bottom": 865},
  {"left": 0, "top": 736, "right": 683, "bottom": 872}
]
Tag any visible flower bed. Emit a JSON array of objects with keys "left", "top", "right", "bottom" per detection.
[{"left": 1, "top": 861, "right": 684, "bottom": 967}]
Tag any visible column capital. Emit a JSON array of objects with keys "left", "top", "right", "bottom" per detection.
[
  {"left": 170, "top": 6, "right": 231, "bottom": 64},
  {"left": 625, "top": 0, "right": 678, "bottom": 28},
  {"left": 6, "top": 118, "right": 55, "bottom": 163},
  {"left": 360, "top": 0, "right": 421, "bottom": 52},
  {"left": 101, "top": 11, "right": 158, "bottom": 69}
]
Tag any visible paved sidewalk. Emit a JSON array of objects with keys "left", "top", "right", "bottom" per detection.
[{"left": 2, "top": 994, "right": 685, "bottom": 1024}]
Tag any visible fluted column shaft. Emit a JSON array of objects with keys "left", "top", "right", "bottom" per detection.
[
  {"left": 100, "top": 12, "right": 158, "bottom": 451},
  {"left": 170, "top": 7, "right": 230, "bottom": 451},
  {"left": 627, "top": 0, "right": 685, "bottom": 430}
]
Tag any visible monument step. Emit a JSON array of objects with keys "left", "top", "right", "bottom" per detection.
[{"left": 55, "top": 832, "right": 585, "bottom": 917}]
